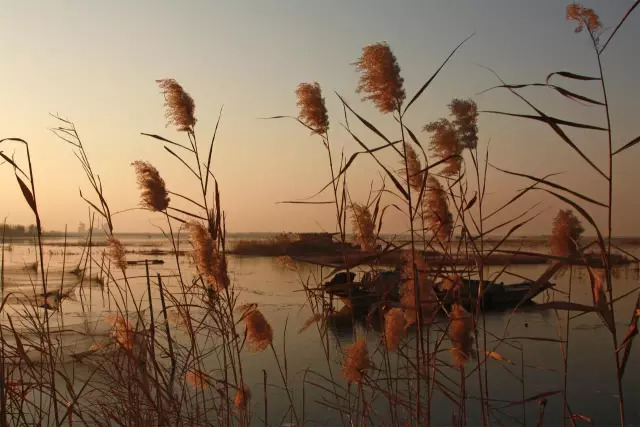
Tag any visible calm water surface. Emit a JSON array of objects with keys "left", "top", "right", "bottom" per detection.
[{"left": 1, "top": 235, "right": 639, "bottom": 425}]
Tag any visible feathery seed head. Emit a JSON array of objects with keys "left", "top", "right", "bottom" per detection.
[
  {"left": 424, "top": 118, "right": 461, "bottom": 176},
  {"left": 342, "top": 338, "right": 372, "bottom": 384},
  {"left": 296, "top": 82, "right": 329, "bottom": 135},
  {"left": 423, "top": 176, "right": 453, "bottom": 244},
  {"left": 188, "top": 222, "right": 229, "bottom": 292},
  {"left": 384, "top": 308, "right": 406, "bottom": 351},
  {"left": 234, "top": 383, "right": 251, "bottom": 410},
  {"left": 355, "top": 42, "right": 406, "bottom": 113},
  {"left": 156, "top": 78, "right": 196, "bottom": 131},
  {"left": 549, "top": 209, "right": 584, "bottom": 258},
  {"left": 449, "top": 99, "right": 479, "bottom": 150},
  {"left": 566, "top": 3, "right": 602, "bottom": 33},
  {"left": 448, "top": 304, "right": 474, "bottom": 366},
  {"left": 402, "top": 143, "right": 424, "bottom": 192},
  {"left": 351, "top": 203, "right": 376, "bottom": 252},
  {"left": 107, "top": 237, "right": 127, "bottom": 271},
  {"left": 186, "top": 370, "right": 209, "bottom": 389},
  {"left": 131, "top": 161, "right": 170, "bottom": 212},
  {"left": 242, "top": 306, "right": 273, "bottom": 352},
  {"left": 401, "top": 251, "right": 438, "bottom": 325},
  {"left": 105, "top": 314, "right": 135, "bottom": 351}
]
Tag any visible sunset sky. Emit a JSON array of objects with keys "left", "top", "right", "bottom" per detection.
[{"left": 1, "top": 1, "right": 639, "bottom": 236}]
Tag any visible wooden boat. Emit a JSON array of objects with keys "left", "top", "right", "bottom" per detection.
[{"left": 323, "top": 272, "right": 552, "bottom": 312}]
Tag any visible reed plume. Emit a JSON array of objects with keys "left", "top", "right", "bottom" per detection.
[
  {"left": 156, "top": 78, "right": 196, "bottom": 131},
  {"left": 549, "top": 209, "right": 584, "bottom": 258},
  {"left": 355, "top": 42, "right": 405, "bottom": 113},
  {"left": 384, "top": 308, "right": 406, "bottom": 351},
  {"left": 234, "top": 383, "right": 251, "bottom": 410},
  {"left": 423, "top": 176, "right": 453, "bottom": 244},
  {"left": 401, "top": 251, "right": 438, "bottom": 325},
  {"left": 566, "top": 3, "right": 602, "bottom": 33},
  {"left": 351, "top": 203, "right": 376, "bottom": 251},
  {"left": 188, "top": 222, "right": 229, "bottom": 292},
  {"left": 449, "top": 99, "right": 478, "bottom": 150},
  {"left": 447, "top": 304, "right": 474, "bottom": 366},
  {"left": 107, "top": 237, "right": 127, "bottom": 271},
  {"left": 424, "top": 118, "right": 461, "bottom": 176},
  {"left": 299, "top": 313, "right": 324, "bottom": 333},
  {"left": 342, "top": 338, "right": 372, "bottom": 384},
  {"left": 185, "top": 370, "right": 208, "bottom": 389},
  {"left": 296, "top": 82, "right": 329, "bottom": 135},
  {"left": 401, "top": 143, "right": 424, "bottom": 192},
  {"left": 242, "top": 306, "right": 273, "bottom": 352},
  {"left": 105, "top": 315, "right": 135, "bottom": 351},
  {"left": 131, "top": 160, "right": 170, "bottom": 212}
]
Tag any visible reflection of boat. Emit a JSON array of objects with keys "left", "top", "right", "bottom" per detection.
[{"left": 323, "top": 272, "right": 552, "bottom": 312}]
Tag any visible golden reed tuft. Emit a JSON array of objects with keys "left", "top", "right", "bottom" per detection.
[
  {"left": 105, "top": 314, "right": 135, "bottom": 351},
  {"left": 402, "top": 143, "right": 424, "bottom": 192},
  {"left": 242, "top": 306, "right": 273, "bottom": 352},
  {"left": 424, "top": 118, "right": 461, "bottom": 176},
  {"left": 384, "top": 308, "right": 406, "bottom": 351},
  {"left": 449, "top": 99, "right": 479, "bottom": 150},
  {"left": 401, "top": 251, "right": 438, "bottom": 325},
  {"left": 107, "top": 237, "right": 127, "bottom": 271},
  {"left": 296, "top": 82, "right": 329, "bottom": 135},
  {"left": 566, "top": 3, "right": 602, "bottom": 33},
  {"left": 447, "top": 304, "right": 474, "bottom": 366},
  {"left": 342, "top": 338, "right": 372, "bottom": 384},
  {"left": 350, "top": 203, "right": 376, "bottom": 251},
  {"left": 234, "top": 383, "right": 251, "bottom": 410},
  {"left": 156, "top": 78, "right": 196, "bottom": 131},
  {"left": 188, "top": 222, "right": 229, "bottom": 292},
  {"left": 131, "top": 161, "right": 170, "bottom": 212},
  {"left": 185, "top": 370, "right": 209, "bottom": 389},
  {"left": 298, "top": 313, "right": 324, "bottom": 333},
  {"left": 355, "top": 42, "right": 406, "bottom": 113},
  {"left": 423, "top": 176, "right": 453, "bottom": 244},
  {"left": 549, "top": 209, "right": 584, "bottom": 258}
]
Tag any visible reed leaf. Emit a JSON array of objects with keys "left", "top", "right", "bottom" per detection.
[
  {"left": 336, "top": 94, "right": 402, "bottom": 157},
  {"left": 490, "top": 164, "right": 607, "bottom": 207},
  {"left": 403, "top": 33, "right": 474, "bottom": 115},
  {"left": 599, "top": 0, "right": 640, "bottom": 54},
  {"left": 612, "top": 135, "right": 640, "bottom": 156},
  {"left": 15, "top": 174, "right": 37, "bottom": 217},
  {"left": 141, "top": 133, "right": 193, "bottom": 152},
  {"left": 546, "top": 71, "right": 601, "bottom": 83}
]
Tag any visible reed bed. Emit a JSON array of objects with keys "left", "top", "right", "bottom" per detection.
[{"left": 1, "top": 2, "right": 639, "bottom": 426}]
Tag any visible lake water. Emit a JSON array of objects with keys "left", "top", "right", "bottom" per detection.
[{"left": 1, "top": 235, "right": 639, "bottom": 425}]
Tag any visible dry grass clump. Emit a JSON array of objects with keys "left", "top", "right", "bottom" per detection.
[
  {"left": 107, "top": 237, "right": 127, "bottom": 271},
  {"left": 241, "top": 306, "right": 273, "bottom": 352},
  {"left": 234, "top": 383, "right": 252, "bottom": 410},
  {"left": 447, "top": 304, "right": 474, "bottom": 366},
  {"left": 449, "top": 99, "right": 478, "bottom": 150},
  {"left": 566, "top": 2, "right": 602, "bottom": 33},
  {"left": 384, "top": 308, "right": 406, "bottom": 351},
  {"left": 351, "top": 203, "right": 376, "bottom": 251},
  {"left": 296, "top": 82, "right": 329, "bottom": 135},
  {"left": 131, "top": 160, "right": 170, "bottom": 212},
  {"left": 401, "top": 143, "right": 424, "bottom": 192},
  {"left": 156, "top": 78, "right": 196, "bottom": 131},
  {"left": 342, "top": 338, "right": 372, "bottom": 384},
  {"left": 185, "top": 370, "right": 209, "bottom": 389},
  {"left": 549, "top": 209, "right": 584, "bottom": 258},
  {"left": 354, "top": 42, "right": 405, "bottom": 113},
  {"left": 424, "top": 118, "right": 461, "bottom": 176},
  {"left": 423, "top": 176, "right": 453, "bottom": 244},
  {"left": 188, "top": 222, "right": 229, "bottom": 292},
  {"left": 401, "top": 251, "right": 438, "bottom": 325}
]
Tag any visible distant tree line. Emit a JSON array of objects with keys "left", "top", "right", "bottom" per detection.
[{"left": 1, "top": 224, "right": 37, "bottom": 237}]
